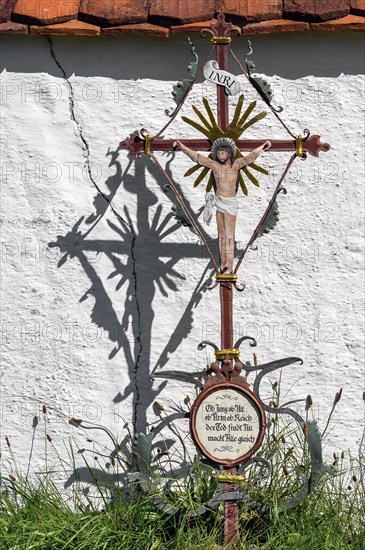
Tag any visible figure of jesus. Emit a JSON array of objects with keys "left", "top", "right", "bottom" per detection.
[{"left": 174, "top": 137, "right": 271, "bottom": 273}]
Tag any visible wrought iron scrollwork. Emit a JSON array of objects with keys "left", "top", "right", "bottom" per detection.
[
  {"left": 148, "top": 349, "right": 334, "bottom": 517},
  {"left": 204, "top": 278, "right": 219, "bottom": 290},
  {"left": 197, "top": 340, "right": 219, "bottom": 352},
  {"left": 238, "top": 456, "right": 272, "bottom": 479},
  {"left": 151, "top": 370, "right": 207, "bottom": 389},
  {"left": 233, "top": 280, "right": 246, "bottom": 291},
  {"left": 251, "top": 357, "right": 304, "bottom": 422},
  {"left": 234, "top": 335, "right": 257, "bottom": 350}
]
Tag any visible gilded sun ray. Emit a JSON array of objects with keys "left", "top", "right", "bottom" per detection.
[{"left": 182, "top": 96, "right": 269, "bottom": 194}]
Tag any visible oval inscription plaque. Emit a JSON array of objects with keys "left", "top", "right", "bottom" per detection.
[{"left": 190, "top": 383, "right": 266, "bottom": 466}]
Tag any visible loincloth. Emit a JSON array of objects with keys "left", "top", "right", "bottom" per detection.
[{"left": 203, "top": 194, "right": 238, "bottom": 225}]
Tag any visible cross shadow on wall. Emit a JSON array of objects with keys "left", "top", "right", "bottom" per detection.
[{"left": 49, "top": 147, "right": 215, "bottom": 488}]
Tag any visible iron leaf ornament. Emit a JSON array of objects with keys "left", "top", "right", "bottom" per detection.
[
  {"left": 165, "top": 37, "right": 199, "bottom": 117},
  {"left": 245, "top": 39, "right": 283, "bottom": 113}
]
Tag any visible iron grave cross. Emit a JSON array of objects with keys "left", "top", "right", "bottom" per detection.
[
  {"left": 120, "top": 10, "right": 330, "bottom": 366},
  {"left": 120, "top": 12, "right": 330, "bottom": 546}
]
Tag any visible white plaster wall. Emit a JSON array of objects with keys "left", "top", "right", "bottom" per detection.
[{"left": 0, "top": 32, "right": 364, "bottom": 481}]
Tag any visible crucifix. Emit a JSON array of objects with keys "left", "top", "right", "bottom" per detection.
[
  {"left": 174, "top": 137, "right": 271, "bottom": 273},
  {"left": 120, "top": 12, "right": 330, "bottom": 547}
]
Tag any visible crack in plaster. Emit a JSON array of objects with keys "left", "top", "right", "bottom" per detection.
[
  {"left": 46, "top": 37, "right": 144, "bottom": 434},
  {"left": 46, "top": 37, "right": 128, "bottom": 228},
  {"left": 129, "top": 231, "right": 142, "bottom": 431}
]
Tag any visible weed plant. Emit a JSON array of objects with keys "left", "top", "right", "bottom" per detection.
[{"left": 0, "top": 388, "right": 364, "bottom": 549}]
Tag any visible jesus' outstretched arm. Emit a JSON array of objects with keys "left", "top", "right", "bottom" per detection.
[
  {"left": 174, "top": 141, "right": 216, "bottom": 169},
  {"left": 233, "top": 140, "right": 271, "bottom": 170}
]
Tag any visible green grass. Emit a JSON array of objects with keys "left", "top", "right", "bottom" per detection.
[
  {"left": 0, "top": 486, "right": 222, "bottom": 550},
  {"left": 0, "top": 487, "right": 364, "bottom": 549},
  {"left": 1, "top": 462, "right": 364, "bottom": 550},
  {"left": 1, "top": 390, "right": 364, "bottom": 549}
]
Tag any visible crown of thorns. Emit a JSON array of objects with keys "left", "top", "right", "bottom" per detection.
[{"left": 211, "top": 138, "right": 237, "bottom": 159}]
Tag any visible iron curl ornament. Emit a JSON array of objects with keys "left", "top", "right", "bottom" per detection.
[{"left": 120, "top": 12, "right": 331, "bottom": 547}]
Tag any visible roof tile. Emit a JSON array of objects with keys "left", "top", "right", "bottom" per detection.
[
  {"left": 12, "top": 0, "right": 80, "bottom": 25},
  {"left": 310, "top": 14, "right": 365, "bottom": 30},
  {"left": 1, "top": 0, "right": 17, "bottom": 22},
  {"left": 284, "top": 0, "right": 350, "bottom": 22},
  {"left": 350, "top": 0, "right": 365, "bottom": 16},
  {"left": 0, "top": 20, "right": 28, "bottom": 32},
  {"left": 79, "top": 0, "right": 147, "bottom": 26},
  {"left": 30, "top": 19, "right": 100, "bottom": 34},
  {"left": 171, "top": 19, "right": 216, "bottom": 32},
  {"left": 103, "top": 22, "right": 169, "bottom": 37},
  {"left": 1, "top": 3, "right": 363, "bottom": 36},
  {"left": 242, "top": 18, "right": 309, "bottom": 34},
  {"left": 218, "top": 1, "right": 283, "bottom": 23},
  {"left": 149, "top": 0, "right": 215, "bottom": 26}
]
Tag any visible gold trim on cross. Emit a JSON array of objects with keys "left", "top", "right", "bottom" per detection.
[
  {"left": 211, "top": 36, "right": 232, "bottom": 44},
  {"left": 215, "top": 273, "right": 238, "bottom": 282},
  {"left": 215, "top": 348, "right": 240, "bottom": 359},
  {"left": 296, "top": 135, "right": 303, "bottom": 157},
  {"left": 214, "top": 473, "right": 245, "bottom": 483}
]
